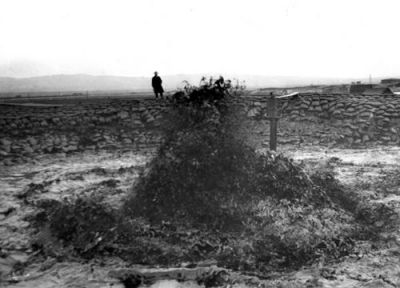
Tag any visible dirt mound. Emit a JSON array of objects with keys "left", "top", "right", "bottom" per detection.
[
  {"left": 124, "top": 79, "right": 332, "bottom": 228},
  {"left": 125, "top": 131, "right": 332, "bottom": 229},
  {"left": 118, "top": 78, "right": 358, "bottom": 269}
]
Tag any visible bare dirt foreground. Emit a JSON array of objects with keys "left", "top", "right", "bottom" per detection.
[
  {"left": 1, "top": 145, "right": 400, "bottom": 288},
  {"left": 0, "top": 149, "right": 152, "bottom": 287}
]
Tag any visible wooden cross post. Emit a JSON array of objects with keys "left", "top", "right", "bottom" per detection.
[{"left": 267, "top": 93, "right": 278, "bottom": 151}]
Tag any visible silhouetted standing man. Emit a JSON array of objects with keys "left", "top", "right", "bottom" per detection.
[{"left": 152, "top": 71, "right": 164, "bottom": 99}]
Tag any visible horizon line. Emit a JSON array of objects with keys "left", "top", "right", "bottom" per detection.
[{"left": 1, "top": 72, "right": 400, "bottom": 81}]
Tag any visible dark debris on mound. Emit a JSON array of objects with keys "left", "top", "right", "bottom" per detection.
[
  {"left": 125, "top": 138, "right": 332, "bottom": 229},
  {"left": 124, "top": 78, "right": 331, "bottom": 229}
]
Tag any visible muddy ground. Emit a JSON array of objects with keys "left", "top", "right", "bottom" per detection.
[{"left": 1, "top": 144, "right": 400, "bottom": 287}]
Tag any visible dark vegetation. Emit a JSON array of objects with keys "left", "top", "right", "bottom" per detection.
[{"left": 30, "top": 77, "right": 398, "bottom": 277}]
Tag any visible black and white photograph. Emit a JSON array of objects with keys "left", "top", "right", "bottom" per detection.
[{"left": 1, "top": 0, "right": 400, "bottom": 287}]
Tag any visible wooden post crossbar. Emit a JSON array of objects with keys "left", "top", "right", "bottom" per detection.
[
  {"left": 252, "top": 93, "right": 280, "bottom": 151},
  {"left": 267, "top": 94, "right": 278, "bottom": 151}
]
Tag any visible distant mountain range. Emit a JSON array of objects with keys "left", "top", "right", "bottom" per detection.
[{"left": 0, "top": 73, "right": 376, "bottom": 93}]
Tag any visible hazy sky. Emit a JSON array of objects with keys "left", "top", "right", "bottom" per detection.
[{"left": 1, "top": 0, "right": 399, "bottom": 78}]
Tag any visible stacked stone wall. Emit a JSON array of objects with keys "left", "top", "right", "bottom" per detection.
[
  {"left": 245, "top": 93, "right": 400, "bottom": 146},
  {"left": 1, "top": 93, "right": 400, "bottom": 165},
  {"left": 0, "top": 99, "right": 166, "bottom": 165}
]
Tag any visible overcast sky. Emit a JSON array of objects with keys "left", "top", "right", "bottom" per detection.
[{"left": 0, "top": 0, "right": 399, "bottom": 79}]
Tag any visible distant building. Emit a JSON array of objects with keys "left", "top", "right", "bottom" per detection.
[
  {"left": 381, "top": 78, "right": 400, "bottom": 85},
  {"left": 362, "top": 87, "right": 393, "bottom": 96},
  {"left": 349, "top": 84, "right": 375, "bottom": 95}
]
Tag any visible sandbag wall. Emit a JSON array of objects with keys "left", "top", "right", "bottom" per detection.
[
  {"left": 245, "top": 93, "right": 400, "bottom": 146},
  {"left": 0, "top": 99, "right": 166, "bottom": 165},
  {"left": 2, "top": 93, "right": 400, "bottom": 165}
]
